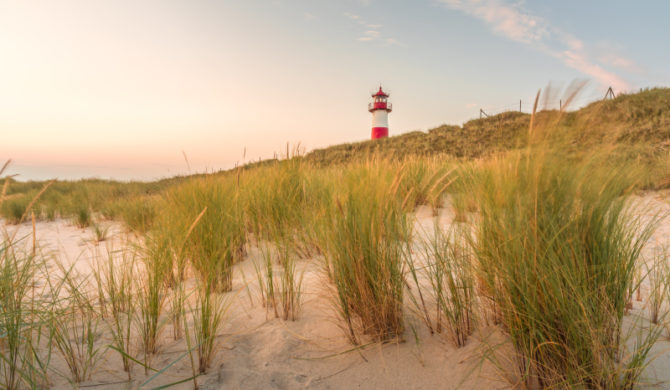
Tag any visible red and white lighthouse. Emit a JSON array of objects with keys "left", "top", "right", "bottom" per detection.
[{"left": 368, "top": 86, "right": 392, "bottom": 139}]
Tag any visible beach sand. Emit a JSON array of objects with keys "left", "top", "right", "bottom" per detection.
[{"left": 3, "top": 190, "right": 669, "bottom": 389}]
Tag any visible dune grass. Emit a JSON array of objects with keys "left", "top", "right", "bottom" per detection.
[
  {"left": 163, "top": 177, "right": 246, "bottom": 293},
  {"left": 0, "top": 234, "right": 48, "bottom": 389},
  {"left": 320, "top": 166, "right": 411, "bottom": 344},
  {"left": 411, "top": 224, "right": 476, "bottom": 347},
  {"left": 190, "top": 282, "right": 229, "bottom": 374},
  {"left": 93, "top": 245, "right": 137, "bottom": 378},
  {"left": 46, "top": 262, "right": 104, "bottom": 384},
  {"left": 465, "top": 142, "right": 663, "bottom": 387},
  {"left": 645, "top": 245, "right": 670, "bottom": 326},
  {"left": 136, "top": 232, "right": 172, "bottom": 372},
  {"left": 243, "top": 156, "right": 317, "bottom": 320}
]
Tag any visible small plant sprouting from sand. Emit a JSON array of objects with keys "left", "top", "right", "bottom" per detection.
[
  {"left": 47, "top": 264, "right": 103, "bottom": 384},
  {"left": 74, "top": 205, "right": 92, "bottom": 229},
  {"left": 93, "top": 245, "right": 137, "bottom": 378},
  {"left": 278, "top": 249, "right": 302, "bottom": 321},
  {"left": 644, "top": 245, "right": 670, "bottom": 325},
  {"left": 409, "top": 224, "right": 476, "bottom": 347},
  {"left": 190, "top": 279, "right": 230, "bottom": 374},
  {"left": 253, "top": 242, "right": 303, "bottom": 321},
  {"left": 91, "top": 222, "right": 110, "bottom": 244},
  {"left": 254, "top": 244, "right": 278, "bottom": 318},
  {"left": 136, "top": 232, "right": 171, "bottom": 372}
]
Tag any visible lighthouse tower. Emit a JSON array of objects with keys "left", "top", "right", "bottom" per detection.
[{"left": 368, "top": 86, "right": 392, "bottom": 139}]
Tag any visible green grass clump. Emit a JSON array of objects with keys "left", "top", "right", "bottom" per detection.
[
  {"left": 408, "top": 224, "right": 476, "bottom": 347},
  {"left": 0, "top": 236, "right": 48, "bottom": 389},
  {"left": 118, "top": 197, "right": 157, "bottom": 234},
  {"left": 164, "top": 177, "right": 245, "bottom": 293},
  {"left": 243, "top": 155, "right": 320, "bottom": 320},
  {"left": 47, "top": 264, "right": 103, "bottom": 384},
  {"left": 321, "top": 167, "right": 411, "bottom": 344},
  {"left": 136, "top": 232, "right": 172, "bottom": 372},
  {"left": 74, "top": 205, "right": 92, "bottom": 228},
  {"left": 189, "top": 283, "right": 229, "bottom": 374},
  {"left": 0, "top": 195, "right": 31, "bottom": 224},
  {"left": 93, "top": 246, "right": 137, "bottom": 378},
  {"left": 466, "top": 144, "right": 662, "bottom": 388}
]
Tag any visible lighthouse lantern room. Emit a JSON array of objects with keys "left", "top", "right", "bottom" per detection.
[{"left": 368, "top": 86, "right": 392, "bottom": 139}]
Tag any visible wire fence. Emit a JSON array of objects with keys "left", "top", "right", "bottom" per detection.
[{"left": 477, "top": 87, "right": 617, "bottom": 119}]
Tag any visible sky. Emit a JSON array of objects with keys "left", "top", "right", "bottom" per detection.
[{"left": 2, "top": 0, "right": 669, "bottom": 181}]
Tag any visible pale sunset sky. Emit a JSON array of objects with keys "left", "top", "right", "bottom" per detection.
[{"left": 2, "top": 1, "right": 669, "bottom": 181}]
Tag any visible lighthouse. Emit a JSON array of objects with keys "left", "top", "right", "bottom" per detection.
[{"left": 368, "top": 86, "right": 392, "bottom": 139}]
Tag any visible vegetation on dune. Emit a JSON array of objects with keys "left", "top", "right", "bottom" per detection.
[
  {"left": 0, "top": 177, "right": 169, "bottom": 225},
  {"left": 304, "top": 88, "right": 670, "bottom": 187},
  {"left": 456, "top": 93, "right": 667, "bottom": 388},
  {"left": 2, "top": 88, "right": 669, "bottom": 226},
  {"left": 320, "top": 166, "right": 412, "bottom": 343},
  {"left": 163, "top": 177, "right": 246, "bottom": 293}
]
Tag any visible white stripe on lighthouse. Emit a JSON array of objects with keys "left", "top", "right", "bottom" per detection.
[{"left": 371, "top": 110, "right": 389, "bottom": 128}]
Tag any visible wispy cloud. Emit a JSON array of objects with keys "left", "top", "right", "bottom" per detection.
[
  {"left": 344, "top": 12, "right": 361, "bottom": 21},
  {"left": 599, "top": 54, "right": 642, "bottom": 73},
  {"left": 303, "top": 12, "right": 316, "bottom": 20},
  {"left": 438, "top": 0, "right": 635, "bottom": 91},
  {"left": 345, "top": 12, "right": 403, "bottom": 47}
]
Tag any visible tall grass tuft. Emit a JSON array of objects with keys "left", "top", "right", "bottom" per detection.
[
  {"left": 409, "top": 224, "right": 476, "bottom": 347},
  {"left": 74, "top": 205, "right": 91, "bottom": 228},
  {"left": 0, "top": 195, "right": 30, "bottom": 224},
  {"left": 47, "top": 265, "right": 103, "bottom": 384},
  {"left": 0, "top": 234, "right": 48, "bottom": 389},
  {"left": 321, "top": 167, "right": 411, "bottom": 344},
  {"left": 118, "top": 197, "right": 157, "bottom": 234},
  {"left": 0, "top": 162, "right": 52, "bottom": 389},
  {"left": 645, "top": 245, "right": 670, "bottom": 325},
  {"left": 190, "top": 281, "right": 229, "bottom": 374},
  {"left": 244, "top": 155, "right": 321, "bottom": 321},
  {"left": 467, "top": 144, "right": 662, "bottom": 388},
  {"left": 93, "top": 245, "right": 136, "bottom": 378},
  {"left": 136, "top": 232, "right": 171, "bottom": 372},
  {"left": 253, "top": 242, "right": 303, "bottom": 321},
  {"left": 165, "top": 177, "right": 245, "bottom": 293}
]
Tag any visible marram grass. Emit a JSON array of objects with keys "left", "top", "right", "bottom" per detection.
[
  {"left": 464, "top": 146, "right": 663, "bottom": 388},
  {"left": 320, "top": 166, "right": 411, "bottom": 344}
]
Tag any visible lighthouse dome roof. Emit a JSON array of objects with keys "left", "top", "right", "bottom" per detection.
[{"left": 372, "top": 86, "right": 389, "bottom": 97}]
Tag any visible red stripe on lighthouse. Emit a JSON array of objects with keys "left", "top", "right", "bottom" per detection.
[{"left": 371, "top": 127, "right": 388, "bottom": 139}]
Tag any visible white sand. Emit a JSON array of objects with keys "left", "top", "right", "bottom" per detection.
[{"left": 2, "top": 190, "right": 669, "bottom": 389}]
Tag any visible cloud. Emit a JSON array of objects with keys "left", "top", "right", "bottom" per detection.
[
  {"left": 344, "top": 12, "right": 361, "bottom": 21},
  {"left": 599, "top": 54, "right": 642, "bottom": 73},
  {"left": 438, "top": 0, "right": 635, "bottom": 91},
  {"left": 346, "top": 12, "right": 402, "bottom": 47},
  {"left": 559, "top": 51, "right": 630, "bottom": 93},
  {"left": 383, "top": 38, "right": 406, "bottom": 47},
  {"left": 303, "top": 12, "right": 316, "bottom": 20}
]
